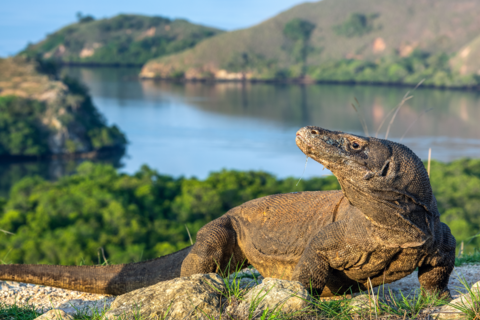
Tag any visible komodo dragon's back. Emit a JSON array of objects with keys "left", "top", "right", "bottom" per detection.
[{"left": 0, "top": 126, "right": 456, "bottom": 298}]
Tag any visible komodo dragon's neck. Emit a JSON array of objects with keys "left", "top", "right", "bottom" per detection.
[
  {"left": 339, "top": 178, "right": 431, "bottom": 248},
  {"left": 0, "top": 246, "right": 192, "bottom": 295},
  {"left": 296, "top": 126, "right": 438, "bottom": 249}
]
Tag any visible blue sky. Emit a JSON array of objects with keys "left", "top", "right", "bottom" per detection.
[{"left": 0, "top": 0, "right": 310, "bottom": 57}]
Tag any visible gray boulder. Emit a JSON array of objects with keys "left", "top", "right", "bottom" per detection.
[
  {"left": 227, "top": 278, "right": 311, "bottom": 319},
  {"left": 35, "top": 309, "right": 74, "bottom": 320},
  {"left": 103, "top": 273, "right": 225, "bottom": 320},
  {"left": 431, "top": 281, "right": 480, "bottom": 320},
  {"left": 349, "top": 294, "right": 375, "bottom": 312}
]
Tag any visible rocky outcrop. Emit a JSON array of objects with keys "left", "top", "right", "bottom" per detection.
[
  {"left": 102, "top": 274, "right": 225, "bottom": 320},
  {"left": 0, "top": 57, "right": 126, "bottom": 159},
  {"left": 18, "top": 267, "right": 480, "bottom": 319},
  {"left": 103, "top": 274, "right": 314, "bottom": 320}
]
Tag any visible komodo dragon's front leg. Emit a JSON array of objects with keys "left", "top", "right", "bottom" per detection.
[
  {"left": 418, "top": 222, "right": 456, "bottom": 298},
  {"left": 291, "top": 219, "right": 371, "bottom": 296},
  {"left": 290, "top": 223, "right": 342, "bottom": 295}
]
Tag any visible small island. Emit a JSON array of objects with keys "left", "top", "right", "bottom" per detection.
[
  {"left": 0, "top": 57, "right": 127, "bottom": 159},
  {"left": 21, "top": 14, "right": 223, "bottom": 66}
]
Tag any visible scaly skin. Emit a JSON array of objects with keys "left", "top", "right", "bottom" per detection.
[{"left": 0, "top": 126, "right": 456, "bottom": 297}]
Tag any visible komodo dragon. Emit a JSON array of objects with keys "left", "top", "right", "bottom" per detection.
[{"left": 0, "top": 126, "right": 456, "bottom": 298}]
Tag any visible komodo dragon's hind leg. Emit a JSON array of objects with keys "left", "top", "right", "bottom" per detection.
[{"left": 181, "top": 216, "right": 245, "bottom": 277}]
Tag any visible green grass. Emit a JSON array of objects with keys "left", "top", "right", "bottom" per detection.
[
  {"left": 455, "top": 250, "right": 480, "bottom": 267},
  {"left": 449, "top": 277, "right": 480, "bottom": 320},
  {"left": 0, "top": 302, "right": 41, "bottom": 320}
]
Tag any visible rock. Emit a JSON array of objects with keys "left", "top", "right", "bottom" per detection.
[
  {"left": 229, "top": 278, "right": 311, "bottom": 319},
  {"left": 102, "top": 273, "right": 225, "bottom": 320},
  {"left": 228, "top": 268, "right": 263, "bottom": 290},
  {"left": 229, "top": 276, "right": 263, "bottom": 291},
  {"left": 35, "top": 309, "right": 74, "bottom": 320},
  {"left": 56, "top": 298, "right": 112, "bottom": 317},
  {"left": 349, "top": 294, "right": 375, "bottom": 311},
  {"left": 430, "top": 281, "right": 480, "bottom": 320}
]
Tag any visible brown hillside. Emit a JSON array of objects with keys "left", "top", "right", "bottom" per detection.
[
  {"left": 450, "top": 35, "right": 480, "bottom": 76},
  {"left": 140, "top": 0, "right": 480, "bottom": 79}
]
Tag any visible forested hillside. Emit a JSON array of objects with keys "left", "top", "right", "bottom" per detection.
[
  {"left": 0, "top": 57, "right": 126, "bottom": 158},
  {"left": 22, "top": 14, "right": 222, "bottom": 66},
  {"left": 0, "top": 159, "right": 477, "bottom": 265},
  {"left": 140, "top": 0, "right": 480, "bottom": 87}
]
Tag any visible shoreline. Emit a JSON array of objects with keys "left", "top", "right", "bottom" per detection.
[
  {"left": 0, "top": 145, "right": 126, "bottom": 163},
  {"left": 139, "top": 76, "right": 480, "bottom": 92},
  {"left": 58, "top": 64, "right": 480, "bottom": 91}
]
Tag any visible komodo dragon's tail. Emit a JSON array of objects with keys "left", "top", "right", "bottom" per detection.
[{"left": 0, "top": 246, "right": 192, "bottom": 295}]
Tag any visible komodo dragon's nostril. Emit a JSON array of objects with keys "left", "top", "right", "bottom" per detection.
[{"left": 311, "top": 130, "right": 319, "bottom": 135}]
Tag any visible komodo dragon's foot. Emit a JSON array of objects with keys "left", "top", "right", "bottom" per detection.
[
  {"left": 420, "top": 287, "right": 452, "bottom": 302},
  {"left": 418, "top": 263, "right": 454, "bottom": 302}
]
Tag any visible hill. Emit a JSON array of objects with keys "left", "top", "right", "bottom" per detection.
[
  {"left": 22, "top": 14, "right": 223, "bottom": 66},
  {"left": 0, "top": 57, "right": 126, "bottom": 158},
  {"left": 140, "top": 0, "right": 480, "bottom": 87},
  {"left": 450, "top": 34, "right": 480, "bottom": 76}
]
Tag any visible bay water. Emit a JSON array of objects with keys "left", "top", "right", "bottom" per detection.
[{"left": 1, "top": 66, "right": 479, "bottom": 195}]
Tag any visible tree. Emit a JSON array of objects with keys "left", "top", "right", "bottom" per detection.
[
  {"left": 283, "top": 19, "right": 316, "bottom": 77},
  {"left": 76, "top": 12, "right": 95, "bottom": 24}
]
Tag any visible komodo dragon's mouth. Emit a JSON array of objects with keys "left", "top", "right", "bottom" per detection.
[
  {"left": 295, "top": 133, "right": 312, "bottom": 147},
  {"left": 295, "top": 132, "right": 335, "bottom": 171}
]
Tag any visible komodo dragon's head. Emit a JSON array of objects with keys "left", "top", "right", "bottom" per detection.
[{"left": 296, "top": 126, "right": 439, "bottom": 247}]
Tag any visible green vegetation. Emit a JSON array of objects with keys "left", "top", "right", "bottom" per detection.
[
  {"left": 332, "top": 13, "right": 379, "bottom": 38},
  {"left": 308, "top": 50, "right": 479, "bottom": 87},
  {"left": 60, "top": 76, "right": 127, "bottom": 151},
  {"left": 0, "top": 97, "right": 49, "bottom": 156},
  {"left": 76, "top": 12, "right": 95, "bottom": 24},
  {"left": 283, "top": 18, "right": 316, "bottom": 77},
  {"left": 430, "top": 159, "right": 480, "bottom": 250},
  {"left": 22, "top": 14, "right": 223, "bottom": 66},
  {"left": 0, "top": 302, "right": 40, "bottom": 320},
  {"left": 221, "top": 52, "right": 276, "bottom": 79},
  {"left": 0, "top": 159, "right": 478, "bottom": 266}
]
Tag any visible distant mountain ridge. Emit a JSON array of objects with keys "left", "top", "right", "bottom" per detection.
[
  {"left": 23, "top": 14, "right": 223, "bottom": 66},
  {"left": 140, "top": 0, "right": 480, "bottom": 87}
]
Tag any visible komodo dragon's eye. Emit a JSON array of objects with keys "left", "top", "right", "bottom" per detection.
[{"left": 352, "top": 141, "right": 360, "bottom": 149}]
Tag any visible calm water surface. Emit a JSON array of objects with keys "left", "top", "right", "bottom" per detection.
[{"left": 2, "top": 67, "right": 480, "bottom": 193}]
